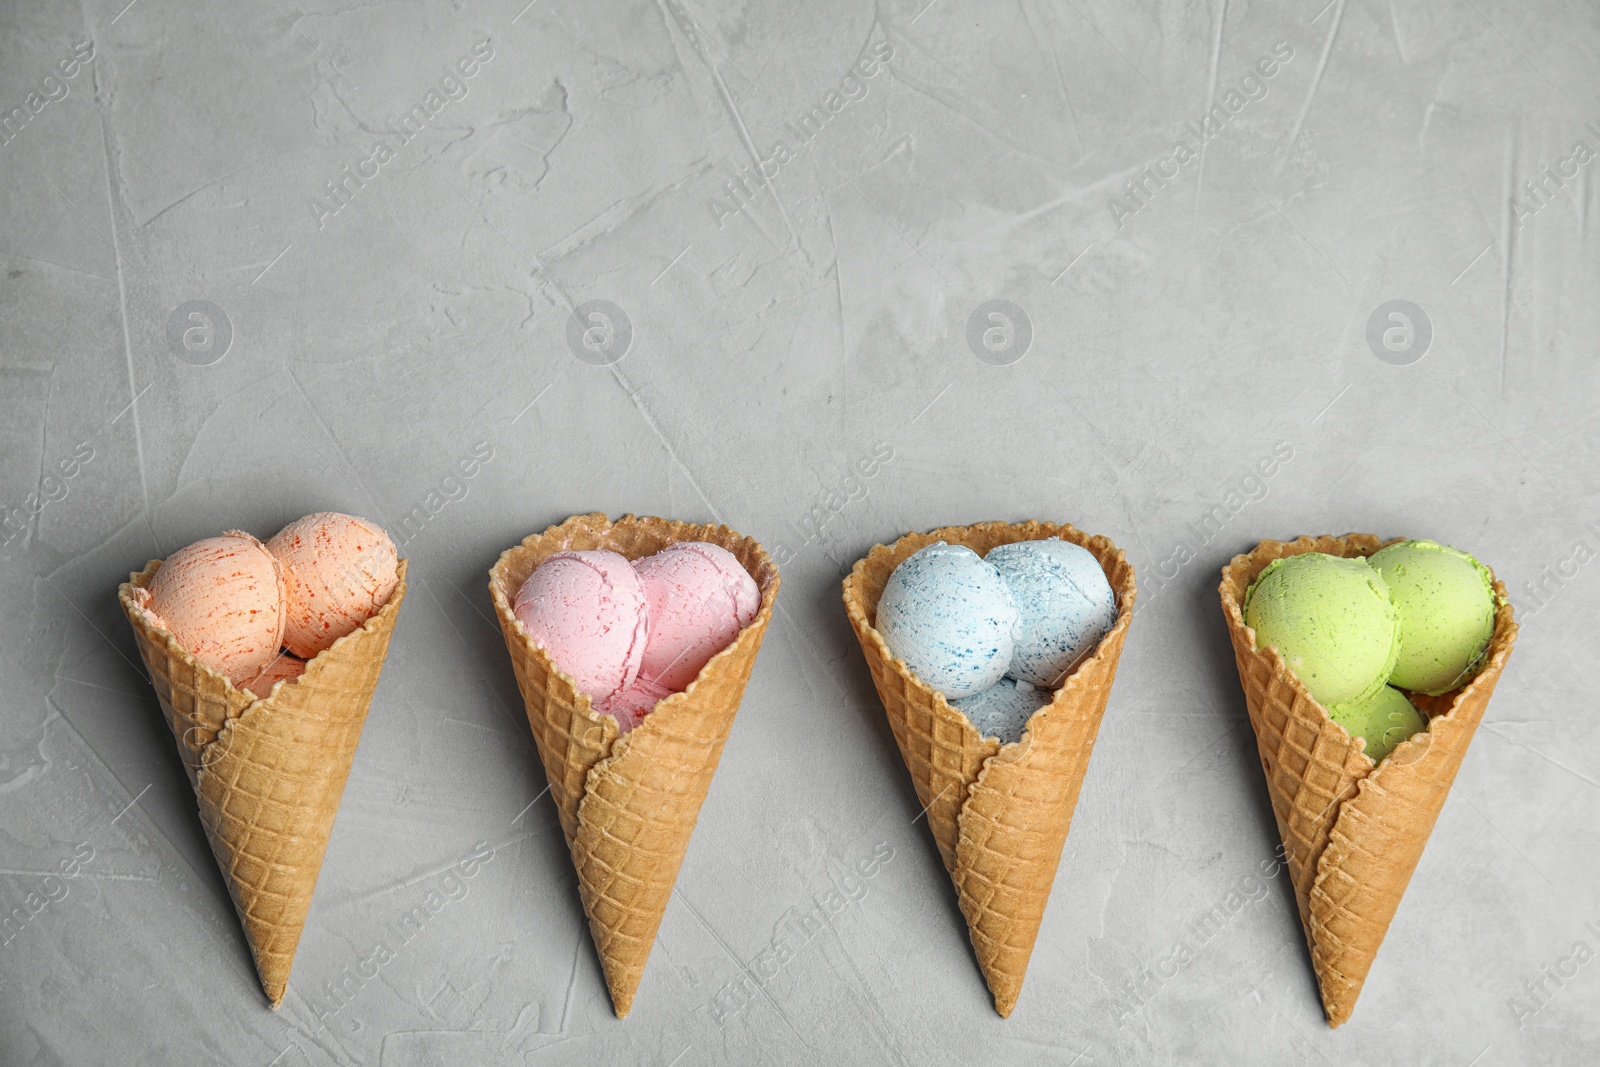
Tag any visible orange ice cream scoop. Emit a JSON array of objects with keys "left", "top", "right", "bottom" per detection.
[
  {"left": 267, "top": 512, "right": 399, "bottom": 659},
  {"left": 143, "top": 531, "right": 287, "bottom": 684},
  {"left": 240, "top": 652, "right": 307, "bottom": 699}
]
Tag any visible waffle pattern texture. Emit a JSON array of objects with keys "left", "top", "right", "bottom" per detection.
[
  {"left": 1219, "top": 534, "right": 1517, "bottom": 1027},
  {"left": 842, "top": 520, "right": 1136, "bottom": 1018},
  {"left": 118, "top": 558, "right": 408, "bottom": 1008},
  {"left": 488, "top": 514, "right": 779, "bottom": 1019}
]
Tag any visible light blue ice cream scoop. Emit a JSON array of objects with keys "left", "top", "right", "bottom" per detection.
[
  {"left": 953, "top": 677, "right": 1050, "bottom": 744},
  {"left": 876, "top": 542, "right": 1018, "bottom": 699},
  {"left": 987, "top": 538, "right": 1117, "bottom": 686}
]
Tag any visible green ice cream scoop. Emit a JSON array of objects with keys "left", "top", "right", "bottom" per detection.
[
  {"left": 1328, "top": 685, "right": 1428, "bottom": 763},
  {"left": 1368, "top": 540, "right": 1497, "bottom": 695},
  {"left": 1244, "top": 552, "right": 1401, "bottom": 706}
]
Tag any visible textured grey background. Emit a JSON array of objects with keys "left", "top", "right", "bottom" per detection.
[{"left": 2, "top": 0, "right": 1597, "bottom": 1063}]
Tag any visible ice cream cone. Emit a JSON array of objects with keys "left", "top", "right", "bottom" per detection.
[
  {"left": 118, "top": 558, "right": 408, "bottom": 1008},
  {"left": 1219, "top": 534, "right": 1518, "bottom": 1027},
  {"left": 842, "top": 520, "right": 1136, "bottom": 1017},
  {"left": 488, "top": 514, "right": 779, "bottom": 1019}
]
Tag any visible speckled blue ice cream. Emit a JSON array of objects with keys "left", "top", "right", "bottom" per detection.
[
  {"left": 987, "top": 538, "right": 1117, "bottom": 686},
  {"left": 953, "top": 678, "right": 1050, "bottom": 744},
  {"left": 876, "top": 542, "right": 1018, "bottom": 699}
]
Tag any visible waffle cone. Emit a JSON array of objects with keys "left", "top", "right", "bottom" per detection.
[
  {"left": 842, "top": 520, "right": 1135, "bottom": 1017},
  {"left": 1219, "top": 534, "right": 1517, "bottom": 1027},
  {"left": 117, "top": 558, "right": 408, "bottom": 1008},
  {"left": 488, "top": 514, "right": 779, "bottom": 1019}
]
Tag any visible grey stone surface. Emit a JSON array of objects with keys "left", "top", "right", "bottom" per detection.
[{"left": 2, "top": 0, "right": 1597, "bottom": 1063}]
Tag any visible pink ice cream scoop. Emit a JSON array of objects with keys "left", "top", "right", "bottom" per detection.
[
  {"left": 513, "top": 550, "right": 650, "bottom": 705},
  {"left": 141, "top": 531, "right": 286, "bottom": 685},
  {"left": 595, "top": 677, "right": 671, "bottom": 733},
  {"left": 633, "top": 541, "right": 759, "bottom": 691},
  {"left": 240, "top": 653, "right": 307, "bottom": 699},
  {"left": 267, "top": 512, "right": 399, "bottom": 659}
]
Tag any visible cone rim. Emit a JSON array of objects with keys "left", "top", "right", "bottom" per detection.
[
  {"left": 1218, "top": 533, "right": 1518, "bottom": 769},
  {"left": 841, "top": 518, "right": 1137, "bottom": 755},
  {"left": 487, "top": 512, "right": 780, "bottom": 738},
  {"left": 118, "top": 556, "right": 410, "bottom": 711}
]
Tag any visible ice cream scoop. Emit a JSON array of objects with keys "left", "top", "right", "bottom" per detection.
[
  {"left": 876, "top": 542, "right": 1018, "bottom": 700},
  {"left": 595, "top": 677, "right": 671, "bottom": 734},
  {"left": 240, "top": 653, "right": 307, "bottom": 699},
  {"left": 513, "top": 549, "right": 649, "bottom": 705},
  {"left": 953, "top": 677, "right": 1050, "bottom": 745},
  {"left": 987, "top": 538, "right": 1117, "bottom": 686},
  {"left": 1244, "top": 553, "right": 1400, "bottom": 706},
  {"left": 633, "top": 541, "right": 759, "bottom": 690},
  {"left": 141, "top": 531, "right": 286, "bottom": 685},
  {"left": 267, "top": 513, "right": 399, "bottom": 659},
  {"left": 1367, "top": 540, "right": 1496, "bottom": 695},
  {"left": 1328, "top": 685, "right": 1428, "bottom": 763}
]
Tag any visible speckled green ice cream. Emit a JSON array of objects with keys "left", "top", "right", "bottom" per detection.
[
  {"left": 1368, "top": 540, "right": 1497, "bottom": 696},
  {"left": 1328, "top": 685, "right": 1428, "bottom": 763},
  {"left": 1244, "top": 552, "right": 1401, "bottom": 707}
]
